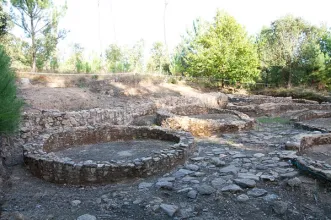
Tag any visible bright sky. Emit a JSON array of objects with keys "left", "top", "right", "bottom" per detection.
[{"left": 52, "top": 0, "right": 331, "bottom": 58}]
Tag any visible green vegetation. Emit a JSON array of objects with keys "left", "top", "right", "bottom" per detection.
[
  {"left": 1, "top": 4, "right": 331, "bottom": 94},
  {"left": 257, "top": 15, "right": 331, "bottom": 89},
  {"left": 182, "top": 11, "right": 260, "bottom": 86},
  {"left": 0, "top": 46, "right": 23, "bottom": 134},
  {"left": 10, "top": 0, "right": 67, "bottom": 72}
]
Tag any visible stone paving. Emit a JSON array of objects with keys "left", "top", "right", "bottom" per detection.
[{"left": 3, "top": 121, "right": 331, "bottom": 219}]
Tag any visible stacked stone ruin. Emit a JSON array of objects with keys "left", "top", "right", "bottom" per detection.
[{"left": 2, "top": 91, "right": 331, "bottom": 184}]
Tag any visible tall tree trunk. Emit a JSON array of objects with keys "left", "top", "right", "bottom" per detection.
[
  {"left": 287, "top": 65, "right": 292, "bottom": 88},
  {"left": 31, "top": 36, "right": 36, "bottom": 72},
  {"left": 30, "top": 16, "right": 36, "bottom": 72}
]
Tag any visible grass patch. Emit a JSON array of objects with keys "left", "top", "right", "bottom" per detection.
[{"left": 256, "top": 117, "right": 290, "bottom": 124}]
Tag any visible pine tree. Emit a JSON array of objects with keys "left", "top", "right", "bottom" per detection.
[{"left": 0, "top": 46, "right": 23, "bottom": 134}]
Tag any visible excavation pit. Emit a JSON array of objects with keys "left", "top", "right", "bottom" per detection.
[
  {"left": 23, "top": 125, "right": 195, "bottom": 184},
  {"left": 156, "top": 105, "right": 255, "bottom": 137}
]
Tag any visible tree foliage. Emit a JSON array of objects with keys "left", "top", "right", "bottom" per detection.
[
  {"left": 10, "top": 0, "right": 67, "bottom": 71},
  {"left": 178, "top": 11, "right": 259, "bottom": 85},
  {"left": 258, "top": 15, "right": 331, "bottom": 88},
  {"left": 0, "top": 45, "right": 23, "bottom": 134},
  {"left": 147, "top": 41, "right": 169, "bottom": 73}
]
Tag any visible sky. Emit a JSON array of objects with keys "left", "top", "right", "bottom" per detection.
[{"left": 26, "top": 0, "right": 331, "bottom": 58}]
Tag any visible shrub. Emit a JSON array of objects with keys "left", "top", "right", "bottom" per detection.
[{"left": 0, "top": 46, "right": 23, "bottom": 134}]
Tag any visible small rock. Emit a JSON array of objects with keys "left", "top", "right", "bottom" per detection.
[
  {"left": 272, "top": 201, "right": 288, "bottom": 215},
  {"left": 280, "top": 171, "right": 299, "bottom": 179},
  {"left": 185, "top": 164, "right": 199, "bottom": 171},
  {"left": 182, "top": 176, "right": 197, "bottom": 182},
  {"left": 77, "top": 214, "right": 97, "bottom": 220},
  {"left": 138, "top": 182, "right": 153, "bottom": 189},
  {"left": 260, "top": 175, "right": 275, "bottom": 181},
  {"left": 287, "top": 177, "right": 301, "bottom": 187},
  {"left": 211, "top": 157, "right": 226, "bottom": 167},
  {"left": 70, "top": 200, "right": 81, "bottom": 206},
  {"left": 133, "top": 198, "right": 143, "bottom": 204},
  {"left": 156, "top": 181, "right": 173, "bottom": 190},
  {"left": 20, "top": 78, "right": 31, "bottom": 86},
  {"left": 187, "top": 190, "right": 198, "bottom": 199},
  {"left": 247, "top": 188, "right": 268, "bottom": 197},
  {"left": 173, "top": 169, "right": 194, "bottom": 178},
  {"left": 221, "top": 184, "right": 243, "bottom": 193},
  {"left": 232, "top": 153, "right": 247, "bottom": 159},
  {"left": 237, "top": 173, "right": 259, "bottom": 181},
  {"left": 177, "top": 187, "right": 193, "bottom": 193},
  {"left": 211, "top": 178, "right": 226, "bottom": 189},
  {"left": 263, "top": 194, "right": 279, "bottom": 202},
  {"left": 191, "top": 172, "right": 205, "bottom": 177},
  {"left": 191, "top": 157, "right": 205, "bottom": 161},
  {"left": 158, "top": 177, "right": 176, "bottom": 182},
  {"left": 277, "top": 161, "right": 291, "bottom": 167},
  {"left": 219, "top": 165, "right": 240, "bottom": 175},
  {"left": 256, "top": 165, "right": 267, "bottom": 170},
  {"left": 160, "top": 204, "right": 179, "bottom": 217},
  {"left": 196, "top": 184, "right": 216, "bottom": 195},
  {"left": 233, "top": 179, "right": 256, "bottom": 188},
  {"left": 237, "top": 194, "right": 249, "bottom": 202},
  {"left": 254, "top": 153, "right": 265, "bottom": 158}
]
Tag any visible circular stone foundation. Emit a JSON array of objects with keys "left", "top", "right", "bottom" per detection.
[
  {"left": 23, "top": 125, "right": 195, "bottom": 184},
  {"left": 156, "top": 105, "right": 255, "bottom": 137}
]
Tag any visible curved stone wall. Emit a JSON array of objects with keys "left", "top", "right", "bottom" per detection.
[
  {"left": 156, "top": 105, "right": 255, "bottom": 137},
  {"left": 23, "top": 125, "right": 195, "bottom": 184},
  {"left": 2, "top": 104, "right": 156, "bottom": 165}
]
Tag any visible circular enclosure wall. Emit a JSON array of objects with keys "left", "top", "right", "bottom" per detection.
[
  {"left": 156, "top": 105, "right": 255, "bottom": 137},
  {"left": 23, "top": 125, "right": 195, "bottom": 184}
]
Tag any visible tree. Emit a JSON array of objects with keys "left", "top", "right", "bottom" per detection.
[
  {"left": 170, "top": 18, "right": 209, "bottom": 76},
  {"left": 258, "top": 16, "right": 316, "bottom": 87},
  {"left": 10, "top": 0, "right": 66, "bottom": 72},
  {"left": 105, "top": 44, "right": 123, "bottom": 73},
  {"left": 0, "top": 0, "right": 9, "bottom": 36},
  {"left": 185, "top": 11, "right": 259, "bottom": 86},
  {"left": 147, "top": 42, "right": 169, "bottom": 74},
  {"left": 0, "top": 45, "right": 23, "bottom": 134},
  {"left": 128, "top": 39, "right": 145, "bottom": 73}
]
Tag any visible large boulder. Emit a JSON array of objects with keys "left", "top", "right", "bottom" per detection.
[{"left": 196, "top": 92, "right": 228, "bottom": 109}]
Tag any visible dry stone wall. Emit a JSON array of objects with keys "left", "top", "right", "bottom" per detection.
[
  {"left": 1, "top": 103, "right": 156, "bottom": 165},
  {"left": 23, "top": 125, "right": 195, "bottom": 184},
  {"left": 227, "top": 103, "right": 331, "bottom": 117},
  {"left": 156, "top": 105, "right": 254, "bottom": 137}
]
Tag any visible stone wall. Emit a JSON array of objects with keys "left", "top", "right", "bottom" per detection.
[
  {"left": 1, "top": 103, "right": 156, "bottom": 165},
  {"left": 23, "top": 125, "right": 195, "bottom": 184},
  {"left": 227, "top": 103, "right": 331, "bottom": 117},
  {"left": 290, "top": 110, "right": 331, "bottom": 122},
  {"left": 300, "top": 133, "right": 331, "bottom": 151},
  {"left": 156, "top": 105, "right": 254, "bottom": 137}
]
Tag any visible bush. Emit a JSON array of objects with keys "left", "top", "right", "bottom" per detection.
[{"left": 0, "top": 46, "right": 23, "bottom": 134}]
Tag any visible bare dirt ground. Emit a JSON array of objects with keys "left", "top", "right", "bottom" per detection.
[{"left": 2, "top": 75, "right": 331, "bottom": 220}]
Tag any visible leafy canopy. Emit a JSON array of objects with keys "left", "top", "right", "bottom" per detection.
[{"left": 185, "top": 11, "right": 259, "bottom": 83}]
